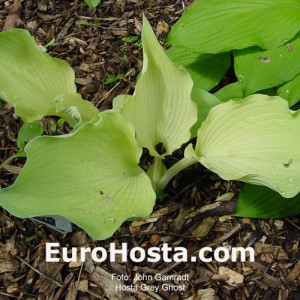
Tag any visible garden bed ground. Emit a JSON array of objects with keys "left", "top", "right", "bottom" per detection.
[{"left": 0, "top": 1, "right": 300, "bottom": 299}]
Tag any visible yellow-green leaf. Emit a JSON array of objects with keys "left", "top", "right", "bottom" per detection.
[
  {"left": 0, "top": 112, "right": 156, "bottom": 240},
  {"left": 196, "top": 94, "right": 300, "bottom": 198},
  {"left": 118, "top": 16, "right": 197, "bottom": 157},
  {"left": 0, "top": 29, "right": 98, "bottom": 125}
]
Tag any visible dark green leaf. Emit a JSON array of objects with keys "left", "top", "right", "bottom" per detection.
[
  {"left": 277, "top": 74, "right": 300, "bottom": 107},
  {"left": 167, "top": 47, "right": 230, "bottom": 91},
  {"left": 214, "top": 82, "right": 244, "bottom": 102},
  {"left": 190, "top": 88, "right": 221, "bottom": 137},
  {"left": 234, "top": 33, "right": 300, "bottom": 96},
  {"left": 234, "top": 184, "right": 300, "bottom": 218},
  {"left": 167, "top": 0, "right": 300, "bottom": 53}
]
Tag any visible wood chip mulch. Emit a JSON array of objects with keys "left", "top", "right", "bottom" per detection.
[{"left": 0, "top": 1, "right": 299, "bottom": 299}]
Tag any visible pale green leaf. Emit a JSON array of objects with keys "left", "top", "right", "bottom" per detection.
[
  {"left": 0, "top": 29, "right": 98, "bottom": 124},
  {"left": 112, "top": 94, "right": 131, "bottom": 112},
  {"left": 167, "top": 47, "right": 230, "bottom": 91},
  {"left": 277, "top": 74, "right": 300, "bottom": 107},
  {"left": 195, "top": 94, "right": 300, "bottom": 198},
  {"left": 120, "top": 16, "right": 197, "bottom": 157},
  {"left": 167, "top": 0, "right": 300, "bottom": 53},
  {"left": 55, "top": 93, "right": 99, "bottom": 127},
  {"left": 234, "top": 33, "right": 300, "bottom": 96},
  {"left": 0, "top": 112, "right": 156, "bottom": 240},
  {"left": 190, "top": 88, "right": 221, "bottom": 137},
  {"left": 235, "top": 184, "right": 300, "bottom": 218}
]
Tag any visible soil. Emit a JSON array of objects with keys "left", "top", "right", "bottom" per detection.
[{"left": 0, "top": 1, "right": 299, "bottom": 299}]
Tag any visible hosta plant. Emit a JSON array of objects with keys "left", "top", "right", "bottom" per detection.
[
  {"left": 0, "top": 17, "right": 300, "bottom": 240},
  {"left": 167, "top": 0, "right": 300, "bottom": 105},
  {"left": 167, "top": 0, "right": 300, "bottom": 217}
]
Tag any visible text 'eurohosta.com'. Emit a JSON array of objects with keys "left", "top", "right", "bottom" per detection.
[{"left": 45, "top": 243, "right": 255, "bottom": 263}]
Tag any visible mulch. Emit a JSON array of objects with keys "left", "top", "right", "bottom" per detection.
[{"left": 0, "top": 1, "right": 299, "bottom": 299}]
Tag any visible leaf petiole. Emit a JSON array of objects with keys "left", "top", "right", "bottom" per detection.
[
  {"left": 156, "top": 156, "right": 198, "bottom": 193},
  {"left": 152, "top": 156, "right": 162, "bottom": 191}
]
